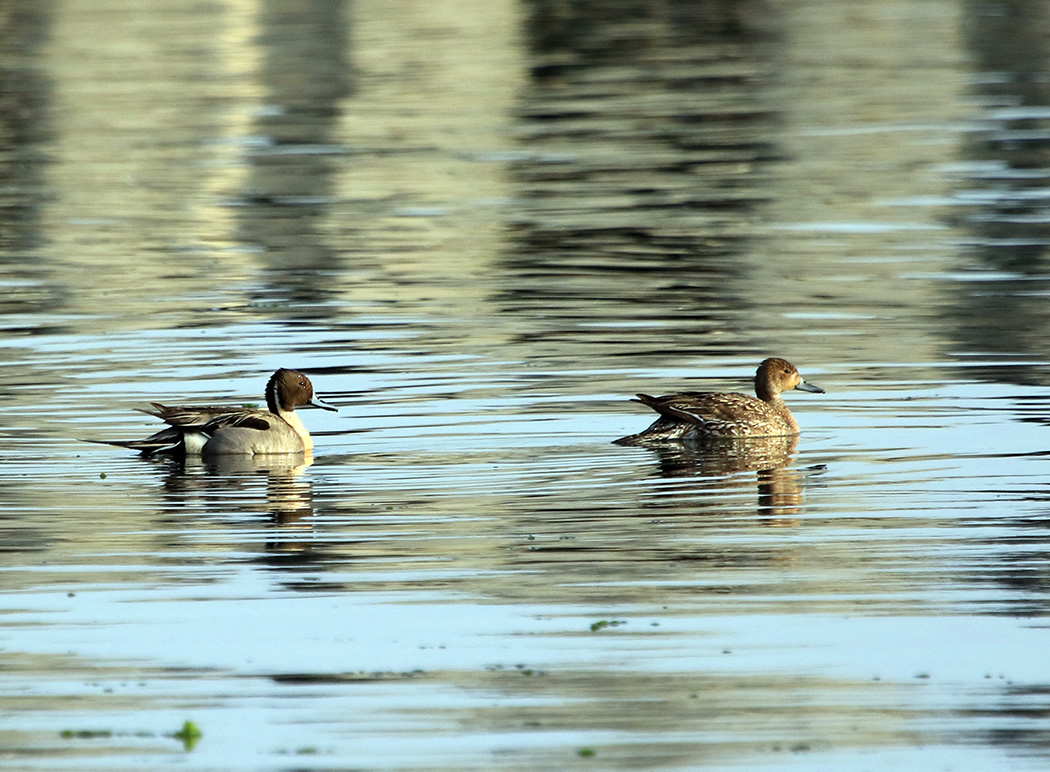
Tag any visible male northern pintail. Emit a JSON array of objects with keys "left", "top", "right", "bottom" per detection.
[
  {"left": 95, "top": 368, "right": 337, "bottom": 456},
  {"left": 616, "top": 357, "right": 824, "bottom": 442}
]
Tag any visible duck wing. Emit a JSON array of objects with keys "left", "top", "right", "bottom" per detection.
[
  {"left": 634, "top": 392, "right": 768, "bottom": 425},
  {"left": 144, "top": 403, "right": 274, "bottom": 433},
  {"left": 88, "top": 404, "right": 280, "bottom": 457}
]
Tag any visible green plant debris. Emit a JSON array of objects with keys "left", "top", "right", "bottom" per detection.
[
  {"left": 172, "top": 720, "right": 202, "bottom": 750},
  {"left": 589, "top": 619, "right": 626, "bottom": 632},
  {"left": 60, "top": 729, "right": 113, "bottom": 739},
  {"left": 578, "top": 747, "right": 596, "bottom": 758}
]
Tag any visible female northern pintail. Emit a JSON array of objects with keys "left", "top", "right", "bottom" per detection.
[
  {"left": 97, "top": 368, "right": 337, "bottom": 456},
  {"left": 616, "top": 357, "right": 824, "bottom": 442}
]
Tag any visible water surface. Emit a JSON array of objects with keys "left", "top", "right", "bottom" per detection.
[{"left": 4, "top": 0, "right": 1050, "bottom": 770}]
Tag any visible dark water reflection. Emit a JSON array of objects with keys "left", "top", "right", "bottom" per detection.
[
  {"left": 234, "top": 0, "right": 353, "bottom": 310},
  {"left": 948, "top": 1, "right": 1050, "bottom": 377},
  {"left": 5, "top": 0, "right": 1050, "bottom": 770},
  {"left": 0, "top": 4, "right": 51, "bottom": 258},
  {"left": 505, "top": 0, "right": 781, "bottom": 361}
]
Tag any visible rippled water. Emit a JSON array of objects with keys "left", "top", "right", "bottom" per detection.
[{"left": 5, "top": 0, "right": 1050, "bottom": 769}]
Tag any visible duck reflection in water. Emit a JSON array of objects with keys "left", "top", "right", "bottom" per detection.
[
  {"left": 201, "top": 454, "right": 316, "bottom": 527},
  {"left": 146, "top": 453, "right": 319, "bottom": 561},
  {"left": 635, "top": 435, "right": 806, "bottom": 523}
]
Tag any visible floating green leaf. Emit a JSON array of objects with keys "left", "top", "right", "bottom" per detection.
[{"left": 173, "top": 721, "right": 202, "bottom": 750}]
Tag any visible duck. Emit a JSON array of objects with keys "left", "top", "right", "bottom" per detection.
[
  {"left": 615, "top": 357, "right": 823, "bottom": 443},
  {"left": 94, "top": 368, "right": 337, "bottom": 456}
]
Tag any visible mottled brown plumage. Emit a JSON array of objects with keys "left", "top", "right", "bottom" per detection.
[{"left": 616, "top": 358, "right": 824, "bottom": 443}]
